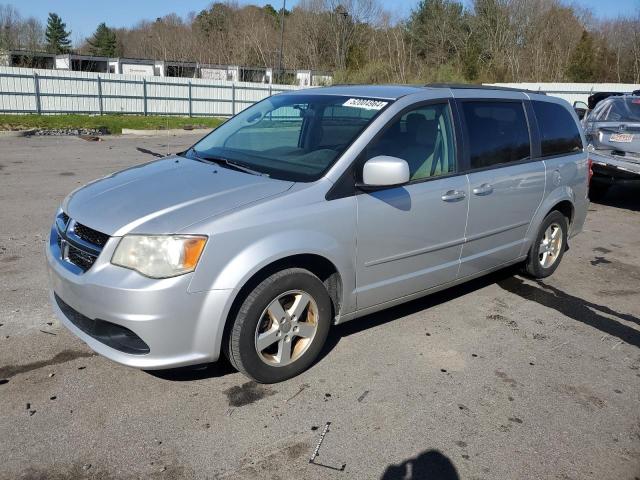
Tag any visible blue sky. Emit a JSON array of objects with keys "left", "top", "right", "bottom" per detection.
[{"left": 11, "top": 0, "right": 640, "bottom": 44}]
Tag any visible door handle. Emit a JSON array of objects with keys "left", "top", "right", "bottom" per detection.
[
  {"left": 441, "top": 190, "right": 466, "bottom": 202},
  {"left": 472, "top": 183, "right": 494, "bottom": 196}
]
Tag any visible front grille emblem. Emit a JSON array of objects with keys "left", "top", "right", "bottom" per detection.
[
  {"left": 60, "top": 238, "right": 69, "bottom": 260},
  {"left": 58, "top": 218, "right": 74, "bottom": 261}
]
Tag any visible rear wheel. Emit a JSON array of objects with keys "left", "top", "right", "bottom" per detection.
[
  {"left": 225, "top": 268, "right": 332, "bottom": 383},
  {"left": 524, "top": 210, "right": 568, "bottom": 279}
]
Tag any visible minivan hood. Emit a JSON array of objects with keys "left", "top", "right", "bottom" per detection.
[{"left": 63, "top": 157, "right": 294, "bottom": 236}]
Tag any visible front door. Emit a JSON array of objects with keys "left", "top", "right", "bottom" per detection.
[{"left": 355, "top": 102, "right": 469, "bottom": 309}]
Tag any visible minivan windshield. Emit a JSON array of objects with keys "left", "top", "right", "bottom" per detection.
[{"left": 186, "top": 94, "right": 390, "bottom": 181}]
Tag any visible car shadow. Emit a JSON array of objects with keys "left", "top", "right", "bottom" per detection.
[
  {"left": 148, "top": 266, "right": 520, "bottom": 382},
  {"left": 318, "top": 266, "right": 520, "bottom": 361},
  {"left": 147, "top": 262, "right": 640, "bottom": 383},
  {"left": 497, "top": 276, "right": 640, "bottom": 348},
  {"left": 591, "top": 183, "right": 640, "bottom": 212},
  {"left": 380, "top": 449, "right": 460, "bottom": 480},
  {"left": 145, "top": 358, "right": 236, "bottom": 381}
]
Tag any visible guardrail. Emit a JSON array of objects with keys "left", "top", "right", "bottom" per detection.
[{"left": 0, "top": 67, "right": 300, "bottom": 117}]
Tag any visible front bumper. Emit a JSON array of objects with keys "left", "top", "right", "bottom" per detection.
[{"left": 46, "top": 228, "right": 234, "bottom": 370}]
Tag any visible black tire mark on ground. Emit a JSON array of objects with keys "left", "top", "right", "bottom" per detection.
[
  {"left": 0, "top": 350, "right": 96, "bottom": 379},
  {"left": 223, "top": 381, "right": 275, "bottom": 407},
  {"left": 591, "top": 256, "right": 612, "bottom": 266}
]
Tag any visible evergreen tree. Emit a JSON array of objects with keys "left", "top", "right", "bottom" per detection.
[
  {"left": 45, "top": 13, "right": 71, "bottom": 54},
  {"left": 88, "top": 23, "right": 118, "bottom": 57},
  {"left": 567, "top": 30, "right": 597, "bottom": 82}
]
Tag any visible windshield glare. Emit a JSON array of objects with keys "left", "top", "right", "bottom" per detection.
[{"left": 189, "top": 94, "right": 389, "bottom": 181}]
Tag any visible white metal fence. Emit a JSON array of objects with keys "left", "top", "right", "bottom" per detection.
[
  {"left": 488, "top": 82, "right": 640, "bottom": 105},
  {"left": 3, "top": 71, "right": 637, "bottom": 117},
  {"left": 0, "top": 66, "right": 301, "bottom": 117}
]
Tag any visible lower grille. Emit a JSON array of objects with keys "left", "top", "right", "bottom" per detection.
[
  {"left": 54, "top": 293, "right": 150, "bottom": 355},
  {"left": 67, "top": 243, "right": 96, "bottom": 271}
]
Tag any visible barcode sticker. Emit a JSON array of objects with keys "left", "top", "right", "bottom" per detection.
[{"left": 343, "top": 98, "right": 388, "bottom": 110}]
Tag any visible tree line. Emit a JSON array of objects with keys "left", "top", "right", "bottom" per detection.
[{"left": 1, "top": 0, "right": 639, "bottom": 84}]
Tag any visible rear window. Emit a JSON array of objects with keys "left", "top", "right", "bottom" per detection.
[
  {"left": 597, "top": 97, "right": 640, "bottom": 122},
  {"left": 533, "top": 101, "right": 583, "bottom": 157},
  {"left": 462, "top": 101, "right": 531, "bottom": 169}
]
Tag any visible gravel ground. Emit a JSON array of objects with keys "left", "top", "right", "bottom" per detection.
[{"left": 0, "top": 135, "right": 638, "bottom": 480}]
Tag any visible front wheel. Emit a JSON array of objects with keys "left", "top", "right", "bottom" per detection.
[
  {"left": 524, "top": 210, "right": 568, "bottom": 279},
  {"left": 225, "top": 268, "right": 332, "bottom": 383}
]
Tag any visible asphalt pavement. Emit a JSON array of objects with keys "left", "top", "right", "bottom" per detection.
[{"left": 0, "top": 134, "right": 638, "bottom": 479}]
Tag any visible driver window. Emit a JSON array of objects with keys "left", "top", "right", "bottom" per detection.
[{"left": 365, "top": 103, "right": 456, "bottom": 181}]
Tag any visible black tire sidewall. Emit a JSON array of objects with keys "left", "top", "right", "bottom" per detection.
[
  {"left": 231, "top": 269, "right": 332, "bottom": 383},
  {"left": 526, "top": 211, "right": 568, "bottom": 278}
]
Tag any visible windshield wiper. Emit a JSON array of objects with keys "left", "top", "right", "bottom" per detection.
[{"left": 188, "top": 149, "right": 268, "bottom": 177}]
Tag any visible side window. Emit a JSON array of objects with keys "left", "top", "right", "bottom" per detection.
[
  {"left": 365, "top": 103, "right": 456, "bottom": 181},
  {"left": 532, "top": 101, "right": 583, "bottom": 157},
  {"left": 462, "top": 101, "right": 531, "bottom": 169}
]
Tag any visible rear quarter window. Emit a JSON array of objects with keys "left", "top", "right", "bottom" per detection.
[{"left": 533, "top": 101, "right": 583, "bottom": 157}]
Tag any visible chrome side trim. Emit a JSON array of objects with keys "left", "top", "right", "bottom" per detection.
[
  {"left": 464, "top": 220, "right": 530, "bottom": 243},
  {"left": 364, "top": 236, "right": 466, "bottom": 267}
]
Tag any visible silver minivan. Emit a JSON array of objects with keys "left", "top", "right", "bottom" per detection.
[{"left": 46, "top": 85, "right": 589, "bottom": 383}]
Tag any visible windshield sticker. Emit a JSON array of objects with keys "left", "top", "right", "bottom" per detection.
[{"left": 343, "top": 98, "right": 388, "bottom": 110}]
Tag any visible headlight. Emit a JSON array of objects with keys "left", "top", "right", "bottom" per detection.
[{"left": 111, "top": 235, "right": 207, "bottom": 278}]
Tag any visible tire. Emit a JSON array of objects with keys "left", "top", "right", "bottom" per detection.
[
  {"left": 524, "top": 210, "right": 568, "bottom": 279},
  {"left": 589, "top": 182, "right": 610, "bottom": 201},
  {"left": 225, "top": 268, "right": 332, "bottom": 383}
]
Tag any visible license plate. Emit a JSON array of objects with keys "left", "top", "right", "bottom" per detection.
[{"left": 610, "top": 133, "right": 633, "bottom": 143}]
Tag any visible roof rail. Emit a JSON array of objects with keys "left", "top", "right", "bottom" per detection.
[{"left": 424, "top": 83, "right": 546, "bottom": 95}]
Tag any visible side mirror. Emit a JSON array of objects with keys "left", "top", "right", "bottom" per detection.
[{"left": 360, "top": 155, "right": 410, "bottom": 189}]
